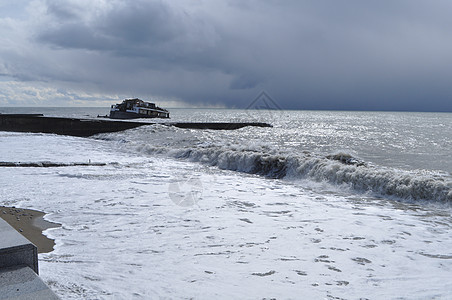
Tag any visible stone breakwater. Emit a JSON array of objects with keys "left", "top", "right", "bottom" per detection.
[{"left": 0, "top": 114, "right": 272, "bottom": 137}]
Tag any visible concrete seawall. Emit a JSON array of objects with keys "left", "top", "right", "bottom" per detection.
[
  {"left": 0, "top": 218, "right": 59, "bottom": 299},
  {"left": 0, "top": 114, "right": 272, "bottom": 137},
  {"left": 0, "top": 114, "right": 146, "bottom": 137}
]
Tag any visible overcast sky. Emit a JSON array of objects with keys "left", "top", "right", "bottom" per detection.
[{"left": 1, "top": 0, "right": 452, "bottom": 111}]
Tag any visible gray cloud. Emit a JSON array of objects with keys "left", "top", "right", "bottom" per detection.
[{"left": 1, "top": 0, "right": 452, "bottom": 110}]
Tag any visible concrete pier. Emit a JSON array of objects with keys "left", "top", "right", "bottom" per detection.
[
  {"left": 0, "top": 114, "right": 272, "bottom": 137},
  {"left": 0, "top": 114, "right": 146, "bottom": 137},
  {"left": 0, "top": 218, "right": 59, "bottom": 299}
]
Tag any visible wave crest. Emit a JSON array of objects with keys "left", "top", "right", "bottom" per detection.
[{"left": 138, "top": 143, "right": 452, "bottom": 202}]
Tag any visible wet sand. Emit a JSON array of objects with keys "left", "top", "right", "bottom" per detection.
[{"left": 0, "top": 206, "right": 60, "bottom": 253}]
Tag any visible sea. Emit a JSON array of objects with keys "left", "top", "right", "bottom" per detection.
[{"left": 1, "top": 107, "right": 451, "bottom": 299}]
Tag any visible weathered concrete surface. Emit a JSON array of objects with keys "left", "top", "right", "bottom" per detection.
[
  {"left": 0, "top": 114, "right": 272, "bottom": 137},
  {"left": 0, "top": 266, "right": 59, "bottom": 300},
  {"left": 0, "top": 219, "right": 38, "bottom": 274},
  {"left": 0, "top": 219, "right": 59, "bottom": 299}
]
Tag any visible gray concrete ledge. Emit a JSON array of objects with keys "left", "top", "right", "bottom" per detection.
[
  {"left": 0, "top": 219, "right": 38, "bottom": 274},
  {"left": 0, "top": 218, "right": 59, "bottom": 299},
  {"left": 0, "top": 266, "right": 59, "bottom": 300}
]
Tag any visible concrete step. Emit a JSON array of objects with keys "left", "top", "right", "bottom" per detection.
[
  {"left": 0, "top": 218, "right": 59, "bottom": 299},
  {"left": 0, "top": 266, "right": 59, "bottom": 300}
]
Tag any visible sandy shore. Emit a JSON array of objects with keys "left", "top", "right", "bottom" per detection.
[{"left": 0, "top": 206, "right": 60, "bottom": 253}]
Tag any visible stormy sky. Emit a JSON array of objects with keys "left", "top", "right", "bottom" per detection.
[{"left": 1, "top": 0, "right": 452, "bottom": 111}]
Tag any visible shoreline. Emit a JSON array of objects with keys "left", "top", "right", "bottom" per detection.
[{"left": 0, "top": 206, "right": 60, "bottom": 254}]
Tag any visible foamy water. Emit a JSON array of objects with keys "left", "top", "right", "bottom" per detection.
[{"left": 1, "top": 108, "right": 451, "bottom": 299}]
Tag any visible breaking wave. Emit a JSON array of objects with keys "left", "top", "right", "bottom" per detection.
[
  {"left": 136, "top": 143, "right": 452, "bottom": 203},
  {"left": 95, "top": 124, "right": 452, "bottom": 203}
]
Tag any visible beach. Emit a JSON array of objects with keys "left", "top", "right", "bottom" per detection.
[{"left": 0, "top": 206, "right": 59, "bottom": 254}]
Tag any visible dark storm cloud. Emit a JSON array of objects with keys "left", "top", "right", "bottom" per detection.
[
  {"left": 3, "top": 0, "right": 452, "bottom": 110},
  {"left": 39, "top": 1, "right": 216, "bottom": 64}
]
